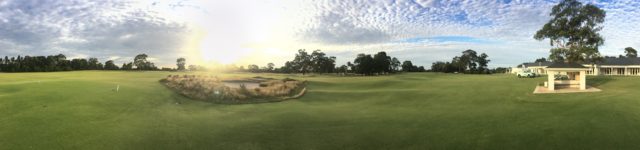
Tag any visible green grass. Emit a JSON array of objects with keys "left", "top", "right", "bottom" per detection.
[{"left": 2, "top": 71, "right": 640, "bottom": 149}]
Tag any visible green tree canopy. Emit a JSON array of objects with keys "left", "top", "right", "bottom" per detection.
[
  {"left": 134, "top": 54, "right": 148, "bottom": 70},
  {"left": 534, "top": 0, "right": 606, "bottom": 63},
  {"left": 625, "top": 47, "right": 637, "bottom": 58},
  {"left": 104, "top": 60, "right": 119, "bottom": 70},
  {"left": 176, "top": 57, "right": 186, "bottom": 70}
]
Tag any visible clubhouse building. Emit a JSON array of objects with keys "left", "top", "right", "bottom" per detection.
[{"left": 514, "top": 57, "right": 640, "bottom": 76}]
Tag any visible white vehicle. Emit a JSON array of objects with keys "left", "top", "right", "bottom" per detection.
[{"left": 517, "top": 69, "right": 536, "bottom": 78}]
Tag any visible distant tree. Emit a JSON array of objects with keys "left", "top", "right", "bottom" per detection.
[
  {"left": 131, "top": 54, "right": 157, "bottom": 70},
  {"left": 238, "top": 66, "right": 245, "bottom": 72},
  {"left": 431, "top": 61, "right": 447, "bottom": 72},
  {"left": 121, "top": 62, "right": 133, "bottom": 70},
  {"left": 354, "top": 54, "right": 375, "bottom": 75},
  {"left": 391, "top": 57, "right": 401, "bottom": 72},
  {"left": 534, "top": 57, "right": 547, "bottom": 63},
  {"left": 584, "top": 50, "right": 603, "bottom": 70},
  {"left": 336, "top": 65, "right": 348, "bottom": 74},
  {"left": 417, "top": 66, "right": 426, "bottom": 72},
  {"left": 477, "top": 53, "right": 490, "bottom": 73},
  {"left": 534, "top": 0, "right": 606, "bottom": 63},
  {"left": 176, "top": 57, "right": 186, "bottom": 70},
  {"left": 461, "top": 49, "right": 478, "bottom": 72},
  {"left": 134, "top": 54, "right": 149, "bottom": 70},
  {"left": 56, "top": 54, "right": 71, "bottom": 71},
  {"left": 346, "top": 61, "right": 354, "bottom": 73},
  {"left": 267, "top": 63, "right": 275, "bottom": 72},
  {"left": 104, "top": 60, "right": 120, "bottom": 70},
  {"left": 373, "top": 51, "right": 391, "bottom": 74},
  {"left": 88, "top": 58, "right": 103, "bottom": 70},
  {"left": 402, "top": 60, "right": 414, "bottom": 72},
  {"left": 293, "top": 49, "right": 312, "bottom": 75},
  {"left": 625, "top": 47, "right": 637, "bottom": 58},
  {"left": 9, "top": 57, "right": 15, "bottom": 72},
  {"left": 493, "top": 67, "right": 509, "bottom": 73},
  {"left": 279, "top": 61, "right": 292, "bottom": 73},
  {"left": 71, "top": 58, "right": 89, "bottom": 70},
  {"left": 188, "top": 65, "right": 198, "bottom": 71},
  {"left": 430, "top": 49, "right": 491, "bottom": 74},
  {"left": 121, "top": 63, "right": 128, "bottom": 70},
  {"left": 247, "top": 64, "right": 260, "bottom": 73},
  {"left": 311, "top": 50, "right": 336, "bottom": 73}
]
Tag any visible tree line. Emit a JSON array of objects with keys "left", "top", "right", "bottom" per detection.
[
  {"left": 236, "top": 49, "right": 426, "bottom": 75},
  {"left": 0, "top": 54, "right": 159, "bottom": 72},
  {"left": 430, "top": 49, "right": 491, "bottom": 74},
  {"left": 0, "top": 49, "right": 426, "bottom": 75}
]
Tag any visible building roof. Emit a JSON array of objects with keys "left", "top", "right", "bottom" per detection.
[
  {"left": 521, "top": 57, "right": 640, "bottom": 67},
  {"left": 522, "top": 61, "right": 553, "bottom": 67},
  {"left": 598, "top": 57, "right": 640, "bottom": 65},
  {"left": 547, "top": 62, "right": 588, "bottom": 68}
]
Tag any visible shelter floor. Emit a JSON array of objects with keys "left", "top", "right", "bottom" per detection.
[{"left": 533, "top": 86, "right": 601, "bottom": 94}]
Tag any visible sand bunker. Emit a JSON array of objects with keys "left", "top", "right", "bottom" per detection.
[{"left": 160, "top": 75, "right": 306, "bottom": 104}]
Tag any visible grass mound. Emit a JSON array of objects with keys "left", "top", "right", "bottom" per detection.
[{"left": 160, "top": 75, "right": 306, "bottom": 104}]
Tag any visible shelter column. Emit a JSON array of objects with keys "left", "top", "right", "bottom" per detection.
[
  {"left": 548, "top": 71, "right": 555, "bottom": 91},
  {"left": 626, "top": 67, "right": 629, "bottom": 76},
  {"left": 580, "top": 70, "right": 586, "bottom": 90}
]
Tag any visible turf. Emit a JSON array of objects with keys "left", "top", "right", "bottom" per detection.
[{"left": 1, "top": 71, "right": 640, "bottom": 149}]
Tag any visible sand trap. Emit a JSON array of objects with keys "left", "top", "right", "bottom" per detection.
[{"left": 221, "top": 81, "right": 261, "bottom": 89}]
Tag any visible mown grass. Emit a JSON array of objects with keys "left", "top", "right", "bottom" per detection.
[{"left": 1, "top": 71, "right": 640, "bottom": 149}]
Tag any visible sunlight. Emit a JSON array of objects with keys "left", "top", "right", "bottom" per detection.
[{"left": 198, "top": 32, "right": 251, "bottom": 64}]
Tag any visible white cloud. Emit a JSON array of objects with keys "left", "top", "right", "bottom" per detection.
[
  {"left": 0, "top": 0, "right": 638, "bottom": 68},
  {"left": 293, "top": 0, "right": 640, "bottom": 67},
  {"left": 0, "top": 0, "right": 191, "bottom": 66}
]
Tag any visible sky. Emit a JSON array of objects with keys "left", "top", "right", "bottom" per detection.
[{"left": 0, "top": 0, "right": 639, "bottom": 68}]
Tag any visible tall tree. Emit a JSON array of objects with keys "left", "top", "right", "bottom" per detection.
[
  {"left": 373, "top": 51, "right": 391, "bottom": 74},
  {"left": 176, "top": 57, "right": 186, "bottom": 70},
  {"left": 134, "top": 54, "right": 149, "bottom": 70},
  {"left": 461, "top": 49, "right": 478, "bottom": 72},
  {"left": 477, "top": 53, "right": 490, "bottom": 73},
  {"left": 625, "top": 47, "right": 637, "bottom": 58},
  {"left": 267, "top": 63, "right": 275, "bottom": 72},
  {"left": 293, "top": 49, "right": 312, "bottom": 75},
  {"left": 534, "top": 0, "right": 606, "bottom": 63},
  {"left": 391, "top": 57, "right": 401, "bottom": 72},
  {"left": 354, "top": 54, "right": 375, "bottom": 75}
]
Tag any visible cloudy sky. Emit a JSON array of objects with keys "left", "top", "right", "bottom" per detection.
[{"left": 0, "top": 0, "right": 639, "bottom": 68}]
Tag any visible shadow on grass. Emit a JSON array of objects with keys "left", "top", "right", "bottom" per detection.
[{"left": 589, "top": 76, "right": 614, "bottom": 87}]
